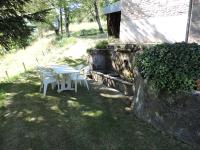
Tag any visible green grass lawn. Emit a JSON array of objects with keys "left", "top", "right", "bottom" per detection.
[{"left": 0, "top": 71, "right": 196, "bottom": 150}]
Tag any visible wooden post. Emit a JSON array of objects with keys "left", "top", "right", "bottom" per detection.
[
  {"left": 5, "top": 71, "right": 9, "bottom": 79},
  {"left": 22, "top": 62, "right": 26, "bottom": 72},
  {"left": 36, "top": 57, "right": 39, "bottom": 64}
]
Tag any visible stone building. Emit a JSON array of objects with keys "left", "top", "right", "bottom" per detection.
[{"left": 104, "top": 0, "right": 200, "bottom": 44}]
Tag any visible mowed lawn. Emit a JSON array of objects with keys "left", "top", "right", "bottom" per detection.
[{"left": 0, "top": 71, "right": 195, "bottom": 150}]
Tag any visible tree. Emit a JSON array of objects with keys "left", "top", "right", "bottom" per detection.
[
  {"left": 0, "top": 0, "right": 49, "bottom": 50},
  {"left": 25, "top": 0, "right": 57, "bottom": 36},
  {"left": 59, "top": 0, "right": 72, "bottom": 37},
  {"left": 59, "top": 8, "right": 63, "bottom": 34},
  {"left": 78, "top": 0, "right": 104, "bottom": 33},
  {"left": 93, "top": 0, "right": 104, "bottom": 33},
  {"left": 48, "top": 0, "right": 74, "bottom": 36},
  {"left": 64, "top": 6, "right": 70, "bottom": 37}
]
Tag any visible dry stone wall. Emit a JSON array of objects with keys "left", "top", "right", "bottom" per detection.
[{"left": 132, "top": 70, "right": 200, "bottom": 148}]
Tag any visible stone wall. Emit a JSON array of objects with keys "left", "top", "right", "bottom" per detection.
[
  {"left": 91, "top": 71, "right": 133, "bottom": 95},
  {"left": 120, "top": 0, "right": 190, "bottom": 43},
  {"left": 88, "top": 45, "right": 141, "bottom": 82},
  {"left": 111, "top": 46, "right": 136, "bottom": 82},
  {"left": 132, "top": 70, "right": 200, "bottom": 148}
]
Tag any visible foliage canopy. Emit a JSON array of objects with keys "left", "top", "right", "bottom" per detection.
[{"left": 0, "top": 0, "right": 49, "bottom": 50}]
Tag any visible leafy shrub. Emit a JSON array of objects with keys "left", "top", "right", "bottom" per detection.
[
  {"left": 86, "top": 40, "right": 109, "bottom": 54},
  {"left": 136, "top": 42, "right": 200, "bottom": 93},
  {"left": 95, "top": 40, "right": 109, "bottom": 49},
  {"left": 86, "top": 48, "right": 93, "bottom": 54}
]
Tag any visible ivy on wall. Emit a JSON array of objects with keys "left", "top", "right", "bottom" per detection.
[{"left": 136, "top": 42, "right": 200, "bottom": 93}]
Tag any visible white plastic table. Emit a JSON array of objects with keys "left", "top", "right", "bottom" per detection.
[{"left": 49, "top": 65, "right": 80, "bottom": 93}]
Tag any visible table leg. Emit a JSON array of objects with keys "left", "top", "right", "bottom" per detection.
[
  {"left": 57, "top": 77, "right": 66, "bottom": 93},
  {"left": 75, "top": 80, "right": 77, "bottom": 93},
  {"left": 57, "top": 76, "right": 74, "bottom": 93}
]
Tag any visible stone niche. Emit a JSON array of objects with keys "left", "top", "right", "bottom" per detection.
[
  {"left": 88, "top": 44, "right": 142, "bottom": 95},
  {"left": 132, "top": 70, "right": 200, "bottom": 148},
  {"left": 87, "top": 48, "right": 113, "bottom": 71}
]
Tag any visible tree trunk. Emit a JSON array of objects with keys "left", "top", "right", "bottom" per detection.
[
  {"left": 53, "top": 17, "right": 60, "bottom": 35},
  {"left": 64, "top": 6, "right": 70, "bottom": 37},
  {"left": 94, "top": 0, "right": 104, "bottom": 33},
  {"left": 59, "top": 8, "right": 63, "bottom": 35}
]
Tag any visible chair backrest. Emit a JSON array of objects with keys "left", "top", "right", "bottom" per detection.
[
  {"left": 36, "top": 66, "right": 57, "bottom": 80},
  {"left": 81, "top": 66, "right": 90, "bottom": 75},
  {"left": 75, "top": 64, "right": 85, "bottom": 70}
]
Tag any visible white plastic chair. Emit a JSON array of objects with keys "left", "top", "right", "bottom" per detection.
[
  {"left": 70, "top": 73, "right": 89, "bottom": 91},
  {"left": 74, "top": 64, "right": 85, "bottom": 70},
  {"left": 70, "top": 65, "right": 89, "bottom": 91},
  {"left": 37, "top": 66, "right": 59, "bottom": 96}
]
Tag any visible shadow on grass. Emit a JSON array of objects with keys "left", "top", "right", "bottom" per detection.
[
  {"left": 0, "top": 71, "right": 196, "bottom": 150},
  {"left": 71, "top": 28, "right": 108, "bottom": 39},
  {"left": 71, "top": 28, "right": 100, "bottom": 37},
  {"left": 58, "top": 56, "right": 87, "bottom": 67}
]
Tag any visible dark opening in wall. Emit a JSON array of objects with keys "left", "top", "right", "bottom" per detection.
[{"left": 107, "top": 11, "right": 121, "bottom": 38}]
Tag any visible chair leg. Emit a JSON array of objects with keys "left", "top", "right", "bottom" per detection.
[
  {"left": 39, "top": 82, "right": 43, "bottom": 92},
  {"left": 71, "top": 80, "right": 74, "bottom": 88},
  {"left": 43, "top": 83, "right": 48, "bottom": 96},
  {"left": 51, "top": 83, "right": 55, "bottom": 90},
  {"left": 84, "top": 80, "right": 89, "bottom": 90},
  {"left": 57, "top": 81, "right": 60, "bottom": 91},
  {"left": 75, "top": 80, "right": 77, "bottom": 93}
]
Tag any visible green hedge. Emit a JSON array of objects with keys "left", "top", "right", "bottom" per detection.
[{"left": 136, "top": 42, "right": 200, "bottom": 93}]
